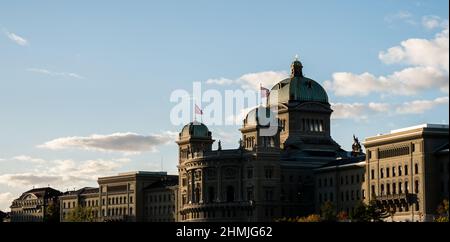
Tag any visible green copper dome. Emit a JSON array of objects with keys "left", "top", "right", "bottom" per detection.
[
  {"left": 243, "top": 106, "right": 277, "bottom": 126},
  {"left": 269, "top": 58, "right": 329, "bottom": 104},
  {"left": 180, "top": 121, "right": 211, "bottom": 138}
]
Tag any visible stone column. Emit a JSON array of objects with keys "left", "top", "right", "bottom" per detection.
[
  {"left": 200, "top": 169, "right": 205, "bottom": 203},
  {"left": 217, "top": 166, "right": 221, "bottom": 202},
  {"left": 191, "top": 170, "right": 195, "bottom": 203}
]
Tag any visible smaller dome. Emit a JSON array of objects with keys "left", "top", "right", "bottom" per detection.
[
  {"left": 180, "top": 121, "right": 211, "bottom": 138},
  {"left": 244, "top": 106, "right": 278, "bottom": 127}
]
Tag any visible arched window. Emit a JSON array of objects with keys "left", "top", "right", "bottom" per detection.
[
  {"left": 415, "top": 180, "right": 419, "bottom": 193},
  {"left": 226, "top": 186, "right": 235, "bottom": 202},
  {"left": 195, "top": 187, "right": 200, "bottom": 203},
  {"left": 415, "top": 163, "right": 419, "bottom": 174}
]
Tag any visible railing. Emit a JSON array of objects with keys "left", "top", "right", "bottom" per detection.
[{"left": 180, "top": 201, "right": 254, "bottom": 211}]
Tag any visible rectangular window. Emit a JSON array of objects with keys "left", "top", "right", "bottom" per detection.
[
  {"left": 386, "top": 168, "right": 390, "bottom": 178},
  {"left": 265, "top": 167, "right": 273, "bottom": 179},
  {"left": 380, "top": 168, "right": 384, "bottom": 179},
  {"left": 247, "top": 168, "right": 253, "bottom": 179},
  {"left": 405, "top": 165, "right": 408, "bottom": 176},
  {"left": 265, "top": 189, "right": 274, "bottom": 201},
  {"left": 371, "top": 169, "right": 375, "bottom": 179}
]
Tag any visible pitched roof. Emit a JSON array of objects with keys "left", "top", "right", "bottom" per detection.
[{"left": 19, "top": 187, "right": 62, "bottom": 199}]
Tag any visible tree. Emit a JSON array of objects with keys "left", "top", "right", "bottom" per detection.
[
  {"left": 298, "top": 214, "right": 321, "bottom": 222},
  {"left": 320, "top": 201, "right": 336, "bottom": 222},
  {"left": 336, "top": 211, "right": 349, "bottom": 222},
  {"left": 366, "top": 200, "right": 390, "bottom": 222},
  {"left": 44, "top": 203, "right": 60, "bottom": 223},
  {"left": 65, "top": 206, "right": 97, "bottom": 222},
  {"left": 0, "top": 210, "right": 6, "bottom": 222},
  {"left": 350, "top": 200, "right": 389, "bottom": 222},
  {"left": 350, "top": 201, "right": 368, "bottom": 222},
  {"left": 435, "top": 199, "right": 449, "bottom": 222}
]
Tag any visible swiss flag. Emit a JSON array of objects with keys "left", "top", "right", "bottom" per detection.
[{"left": 195, "top": 104, "right": 203, "bottom": 115}]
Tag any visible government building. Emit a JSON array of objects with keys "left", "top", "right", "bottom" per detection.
[
  {"left": 7, "top": 58, "right": 449, "bottom": 222},
  {"left": 176, "top": 58, "right": 366, "bottom": 221},
  {"left": 364, "top": 124, "right": 449, "bottom": 222}
]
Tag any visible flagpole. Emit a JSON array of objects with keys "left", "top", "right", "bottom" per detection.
[{"left": 259, "top": 83, "right": 262, "bottom": 106}]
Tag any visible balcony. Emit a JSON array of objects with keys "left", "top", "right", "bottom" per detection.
[
  {"left": 180, "top": 201, "right": 254, "bottom": 212},
  {"left": 375, "top": 193, "right": 417, "bottom": 205}
]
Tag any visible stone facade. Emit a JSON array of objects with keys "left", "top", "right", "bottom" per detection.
[
  {"left": 59, "top": 187, "right": 100, "bottom": 222},
  {"left": 176, "top": 59, "right": 356, "bottom": 222},
  {"left": 144, "top": 176, "right": 179, "bottom": 222},
  {"left": 10, "top": 187, "right": 61, "bottom": 222},
  {"left": 314, "top": 160, "right": 366, "bottom": 215},
  {"left": 363, "top": 124, "right": 449, "bottom": 222},
  {"left": 58, "top": 171, "right": 178, "bottom": 222}
]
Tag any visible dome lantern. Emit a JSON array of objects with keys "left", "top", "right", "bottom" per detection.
[{"left": 290, "top": 54, "right": 303, "bottom": 78}]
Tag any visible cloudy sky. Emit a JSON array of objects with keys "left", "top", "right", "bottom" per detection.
[{"left": 0, "top": 0, "right": 448, "bottom": 211}]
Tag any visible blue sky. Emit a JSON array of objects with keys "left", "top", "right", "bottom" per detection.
[{"left": 0, "top": 0, "right": 448, "bottom": 211}]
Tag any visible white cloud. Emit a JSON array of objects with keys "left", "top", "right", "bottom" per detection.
[
  {"left": 206, "top": 78, "right": 235, "bottom": 85},
  {"left": 368, "top": 102, "right": 390, "bottom": 112},
  {"left": 331, "top": 96, "right": 449, "bottom": 120},
  {"left": 384, "top": 11, "right": 416, "bottom": 25},
  {"left": 5, "top": 31, "right": 28, "bottom": 46},
  {"left": 324, "top": 66, "right": 448, "bottom": 97},
  {"left": 422, "top": 15, "right": 448, "bottom": 30},
  {"left": 396, "top": 96, "right": 449, "bottom": 114},
  {"left": 0, "top": 157, "right": 130, "bottom": 191},
  {"left": 38, "top": 131, "right": 178, "bottom": 154},
  {"left": 0, "top": 192, "right": 15, "bottom": 212},
  {"left": 12, "top": 155, "right": 46, "bottom": 164},
  {"left": 325, "top": 26, "right": 449, "bottom": 97},
  {"left": 331, "top": 102, "right": 368, "bottom": 120},
  {"left": 379, "top": 27, "right": 449, "bottom": 72},
  {"left": 27, "top": 68, "right": 85, "bottom": 79},
  {"left": 206, "top": 71, "right": 288, "bottom": 90}
]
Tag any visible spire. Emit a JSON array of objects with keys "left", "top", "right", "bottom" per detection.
[{"left": 290, "top": 55, "right": 303, "bottom": 78}]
